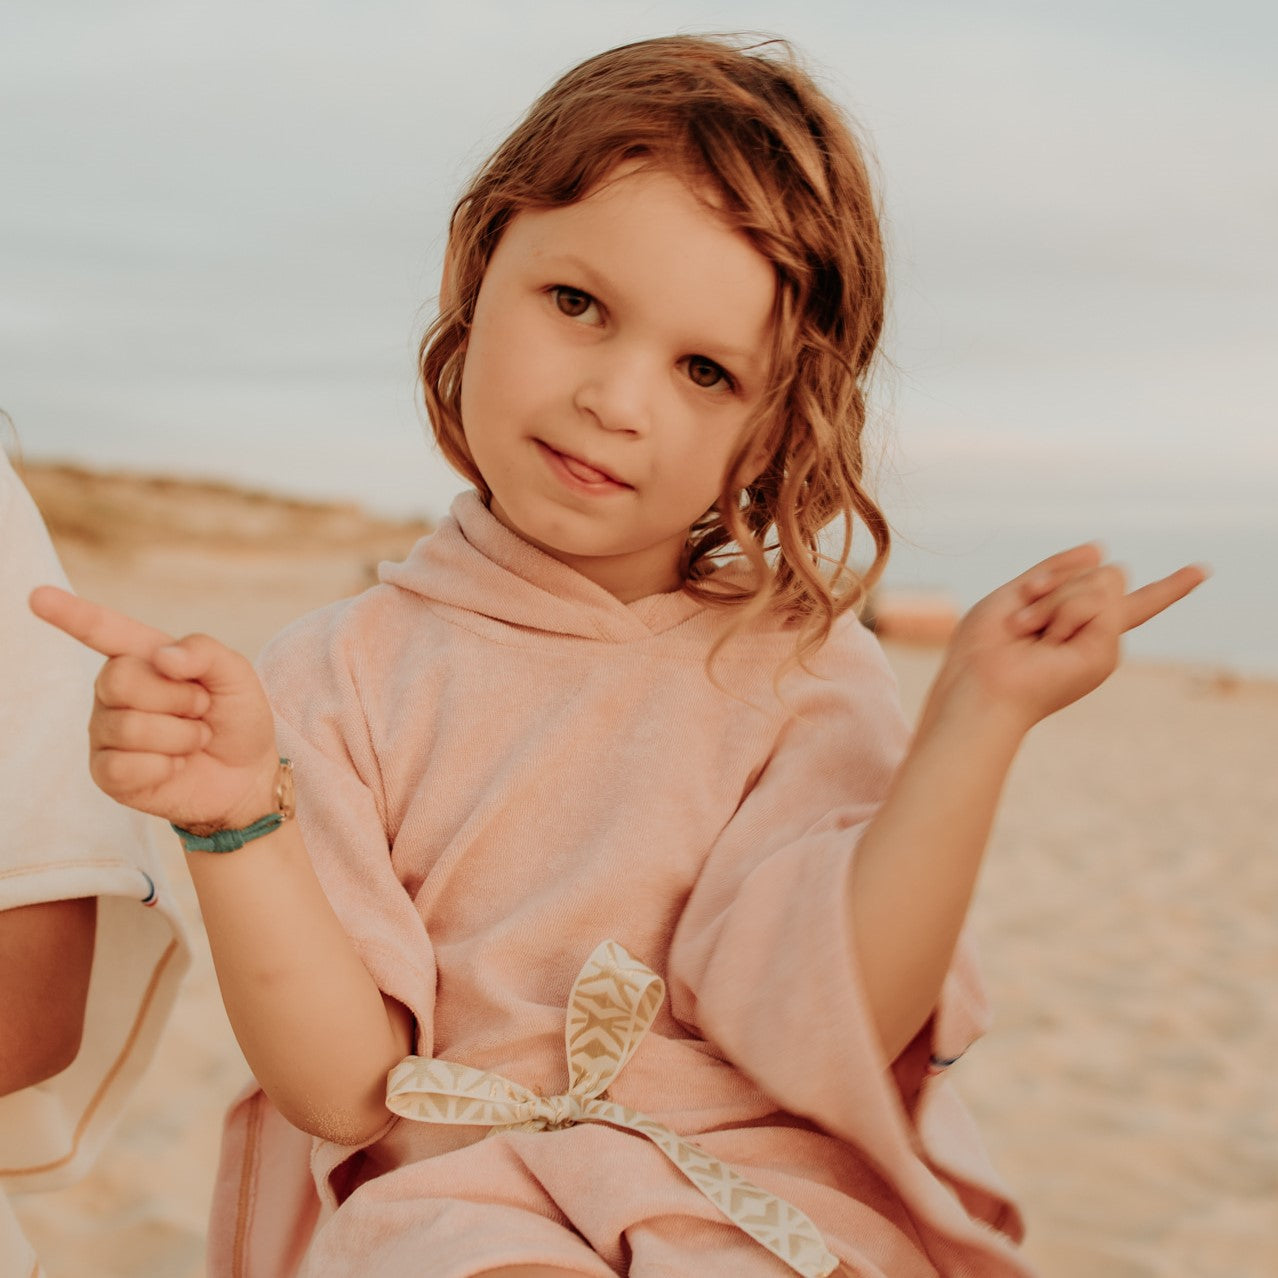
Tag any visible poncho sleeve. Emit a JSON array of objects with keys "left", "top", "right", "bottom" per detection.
[{"left": 667, "top": 615, "right": 1022, "bottom": 1240}]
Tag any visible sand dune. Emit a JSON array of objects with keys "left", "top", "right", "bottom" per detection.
[{"left": 11, "top": 464, "right": 1276, "bottom": 1278}]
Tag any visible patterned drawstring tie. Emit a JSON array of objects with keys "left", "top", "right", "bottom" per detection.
[{"left": 385, "top": 940, "right": 839, "bottom": 1278}]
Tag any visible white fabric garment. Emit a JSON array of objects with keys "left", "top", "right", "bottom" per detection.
[{"left": 0, "top": 454, "right": 189, "bottom": 1277}]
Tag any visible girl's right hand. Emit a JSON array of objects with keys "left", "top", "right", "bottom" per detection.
[{"left": 28, "top": 586, "right": 280, "bottom": 833}]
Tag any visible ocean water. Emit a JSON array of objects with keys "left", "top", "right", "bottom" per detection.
[{"left": 879, "top": 508, "right": 1276, "bottom": 679}]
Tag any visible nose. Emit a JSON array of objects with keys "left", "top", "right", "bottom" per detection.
[{"left": 573, "top": 343, "right": 654, "bottom": 435}]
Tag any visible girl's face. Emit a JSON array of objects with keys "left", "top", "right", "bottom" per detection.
[{"left": 458, "top": 165, "right": 776, "bottom": 602}]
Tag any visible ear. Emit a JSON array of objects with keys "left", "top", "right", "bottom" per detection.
[
  {"left": 736, "top": 430, "right": 777, "bottom": 489},
  {"left": 743, "top": 443, "right": 769, "bottom": 484}
]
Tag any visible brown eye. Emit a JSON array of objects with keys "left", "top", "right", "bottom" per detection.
[
  {"left": 686, "top": 356, "right": 730, "bottom": 390},
  {"left": 552, "top": 287, "right": 595, "bottom": 319}
]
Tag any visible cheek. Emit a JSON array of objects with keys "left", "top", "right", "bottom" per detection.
[
  {"left": 664, "top": 441, "right": 735, "bottom": 514},
  {"left": 680, "top": 416, "right": 755, "bottom": 483},
  {"left": 465, "top": 307, "right": 546, "bottom": 403},
  {"left": 458, "top": 320, "right": 515, "bottom": 429}
]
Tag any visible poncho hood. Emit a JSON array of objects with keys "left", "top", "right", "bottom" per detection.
[{"left": 378, "top": 490, "right": 708, "bottom": 642}]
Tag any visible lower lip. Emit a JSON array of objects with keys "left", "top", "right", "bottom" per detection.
[{"left": 535, "top": 441, "right": 630, "bottom": 495}]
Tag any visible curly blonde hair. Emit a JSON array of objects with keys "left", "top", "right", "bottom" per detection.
[{"left": 420, "top": 34, "right": 890, "bottom": 660}]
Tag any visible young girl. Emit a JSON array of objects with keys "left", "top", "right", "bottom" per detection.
[{"left": 31, "top": 35, "right": 1204, "bottom": 1278}]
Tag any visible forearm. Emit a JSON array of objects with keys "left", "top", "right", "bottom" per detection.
[
  {"left": 186, "top": 821, "right": 412, "bottom": 1145},
  {"left": 850, "top": 684, "right": 1026, "bottom": 1061},
  {"left": 851, "top": 548, "right": 1208, "bottom": 1061}
]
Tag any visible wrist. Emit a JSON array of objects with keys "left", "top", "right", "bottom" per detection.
[
  {"left": 175, "top": 757, "right": 294, "bottom": 849},
  {"left": 918, "top": 669, "right": 1033, "bottom": 749}
]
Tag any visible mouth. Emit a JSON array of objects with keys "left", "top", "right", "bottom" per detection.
[{"left": 535, "top": 440, "right": 632, "bottom": 491}]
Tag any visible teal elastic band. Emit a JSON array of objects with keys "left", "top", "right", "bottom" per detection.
[{"left": 171, "top": 811, "right": 285, "bottom": 854}]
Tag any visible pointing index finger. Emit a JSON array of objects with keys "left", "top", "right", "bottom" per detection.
[
  {"left": 29, "top": 585, "right": 176, "bottom": 659},
  {"left": 1120, "top": 565, "right": 1210, "bottom": 633}
]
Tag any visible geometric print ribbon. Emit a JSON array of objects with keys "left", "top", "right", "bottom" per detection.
[{"left": 385, "top": 939, "right": 840, "bottom": 1278}]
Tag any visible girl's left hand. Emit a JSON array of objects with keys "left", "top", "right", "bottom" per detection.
[{"left": 931, "top": 544, "right": 1208, "bottom": 732}]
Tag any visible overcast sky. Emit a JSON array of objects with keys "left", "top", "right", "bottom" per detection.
[{"left": 3, "top": 0, "right": 1275, "bottom": 665}]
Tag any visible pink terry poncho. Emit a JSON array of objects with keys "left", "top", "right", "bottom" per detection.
[{"left": 208, "top": 492, "right": 1030, "bottom": 1278}]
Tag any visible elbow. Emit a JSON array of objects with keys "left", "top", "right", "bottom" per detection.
[
  {"left": 274, "top": 1093, "right": 394, "bottom": 1148},
  {"left": 323, "top": 1114, "right": 394, "bottom": 1148},
  {"left": 870, "top": 984, "right": 938, "bottom": 1065},
  {"left": 314, "top": 1108, "right": 393, "bottom": 1148}
]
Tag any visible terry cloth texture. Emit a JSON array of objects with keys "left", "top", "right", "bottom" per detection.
[
  {"left": 209, "top": 490, "right": 1030, "bottom": 1278},
  {"left": 0, "top": 454, "right": 189, "bottom": 1277}
]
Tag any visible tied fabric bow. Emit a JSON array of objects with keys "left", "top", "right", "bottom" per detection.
[{"left": 385, "top": 939, "right": 839, "bottom": 1278}]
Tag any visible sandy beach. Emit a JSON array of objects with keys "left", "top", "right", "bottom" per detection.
[{"left": 11, "top": 463, "right": 1277, "bottom": 1278}]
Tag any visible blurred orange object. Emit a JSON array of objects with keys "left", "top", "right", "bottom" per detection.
[{"left": 866, "top": 590, "right": 960, "bottom": 646}]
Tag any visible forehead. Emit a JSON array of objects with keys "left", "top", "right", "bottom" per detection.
[{"left": 491, "top": 166, "right": 775, "bottom": 362}]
